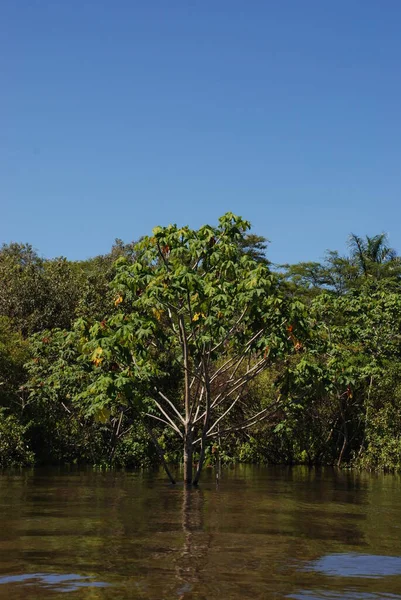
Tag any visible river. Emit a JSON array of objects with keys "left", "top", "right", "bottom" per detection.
[{"left": 1, "top": 466, "right": 401, "bottom": 599}]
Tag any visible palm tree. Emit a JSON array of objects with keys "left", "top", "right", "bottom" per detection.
[{"left": 347, "top": 233, "right": 400, "bottom": 280}]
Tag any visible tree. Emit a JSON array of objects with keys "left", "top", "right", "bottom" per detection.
[
  {"left": 347, "top": 233, "right": 401, "bottom": 281},
  {"left": 0, "top": 316, "right": 30, "bottom": 413},
  {"left": 238, "top": 233, "right": 270, "bottom": 264},
  {"left": 26, "top": 328, "right": 158, "bottom": 467},
  {"left": 281, "top": 279, "right": 401, "bottom": 466},
  {"left": 79, "top": 213, "right": 306, "bottom": 484},
  {"left": 75, "top": 238, "right": 139, "bottom": 321},
  {"left": 0, "top": 243, "right": 84, "bottom": 335},
  {"left": 282, "top": 233, "right": 401, "bottom": 297}
]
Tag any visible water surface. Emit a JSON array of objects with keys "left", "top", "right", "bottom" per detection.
[{"left": 1, "top": 466, "right": 401, "bottom": 599}]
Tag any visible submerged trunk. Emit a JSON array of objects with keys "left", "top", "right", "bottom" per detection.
[
  {"left": 337, "top": 420, "right": 348, "bottom": 468},
  {"left": 193, "top": 444, "right": 206, "bottom": 486},
  {"left": 193, "top": 419, "right": 209, "bottom": 485}
]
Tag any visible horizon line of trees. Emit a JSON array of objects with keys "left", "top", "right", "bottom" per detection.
[{"left": 1, "top": 218, "right": 401, "bottom": 479}]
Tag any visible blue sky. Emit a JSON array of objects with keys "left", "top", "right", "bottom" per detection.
[{"left": 2, "top": 1, "right": 401, "bottom": 265}]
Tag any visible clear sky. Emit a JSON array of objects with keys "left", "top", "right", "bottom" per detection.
[{"left": 2, "top": 1, "right": 401, "bottom": 266}]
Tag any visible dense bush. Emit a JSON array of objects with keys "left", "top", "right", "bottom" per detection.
[{"left": 0, "top": 410, "right": 34, "bottom": 468}]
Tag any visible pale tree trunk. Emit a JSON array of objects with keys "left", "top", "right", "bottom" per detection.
[
  {"left": 337, "top": 430, "right": 348, "bottom": 467},
  {"left": 184, "top": 430, "right": 193, "bottom": 484},
  {"left": 336, "top": 392, "right": 347, "bottom": 468},
  {"left": 337, "top": 416, "right": 348, "bottom": 468},
  {"left": 193, "top": 359, "right": 211, "bottom": 485},
  {"left": 193, "top": 438, "right": 205, "bottom": 486},
  {"left": 180, "top": 314, "right": 194, "bottom": 484}
]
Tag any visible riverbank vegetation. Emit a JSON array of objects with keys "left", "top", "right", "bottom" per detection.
[{"left": 2, "top": 214, "right": 401, "bottom": 477}]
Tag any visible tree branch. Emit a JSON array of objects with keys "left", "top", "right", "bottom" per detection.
[
  {"left": 155, "top": 388, "right": 185, "bottom": 424},
  {"left": 146, "top": 412, "right": 183, "bottom": 436},
  {"left": 151, "top": 397, "right": 183, "bottom": 436}
]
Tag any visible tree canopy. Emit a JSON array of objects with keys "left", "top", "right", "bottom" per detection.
[{"left": 77, "top": 213, "right": 306, "bottom": 483}]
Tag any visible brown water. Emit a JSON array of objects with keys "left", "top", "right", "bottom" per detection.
[{"left": 1, "top": 466, "right": 401, "bottom": 599}]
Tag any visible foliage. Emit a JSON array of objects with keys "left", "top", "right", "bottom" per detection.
[
  {"left": 2, "top": 221, "right": 401, "bottom": 473},
  {"left": 77, "top": 213, "right": 307, "bottom": 483},
  {"left": 354, "top": 362, "right": 401, "bottom": 471},
  {"left": 0, "top": 243, "right": 83, "bottom": 335},
  {"left": 75, "top": 238, "right": 139, "bottom": 321},
  {"left": 24, "top": 326, "right": 161, "bottom": 467},
  {"left": 25, "top": 329, "right": 100, "bottom": 464},
  {"left": 277, "top": 281, "right": 401, "bottom": 466},
  {"left": 0, "top": 409, "right": 34, "bottom": 468},
  {"left": 0, "top": 316, "right": 30, "bottom": 413},
  {"left": 282, "top": 233, "right": 401, "bottom": 296}
]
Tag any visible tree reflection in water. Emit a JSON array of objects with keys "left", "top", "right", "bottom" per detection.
[{"left": 171, "top": 486, "right": 213, "bottom": 599}]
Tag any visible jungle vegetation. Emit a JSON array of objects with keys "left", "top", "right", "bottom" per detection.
[{"left": 1, "top": 215, "right": 401, "bottom": 480}]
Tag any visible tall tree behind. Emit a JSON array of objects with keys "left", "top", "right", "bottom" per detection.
[
  {"left": 0, "top": 243, "right": 83, "bottom": 335},
  {"left": 347, "top": 233, "right": 401, "bottom": 281},
  {"left": 282, "top": 232, "right": 401, "bottom": 296},
  {"left": 239, "top": 233, "right": 270, "bottom": 264}
]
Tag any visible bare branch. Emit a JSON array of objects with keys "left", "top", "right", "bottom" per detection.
[
  {"left": 179, "top": 314, "right": 191, "bottom": 425},
  {"left": 203, "top": 403, "right": 282, "bottom": 440},
  {"left": 212, "top": 356, "right": 267, "bottom": 407},
  {"left": 151, "top": 397, "right": 183, "bottom": 436},
  {"left": 146, "top": 413, "right": 184, "bottom": 437},
  {"left": 206, "top": 393, "right": 241, "bottom": 436},
  {"left": 156, "top": 388, "right": 185, "bottom": 424},
  {"left": 194, "top": 357, "right": 267, "bottom": 425},
  {"left": 209, "top": 329, "right": 265, "bottom": 385},
  {"left": 210, "top": 354, "right": 240, "bottom": 384},
  {"left": 189, "top": 385, "right": 204, "bottom": 423},
  {"left": 210, "top": 307, "right": 248, "bottom": 354},
  {"left": 193, "top": 404, "right": 201, "bottom": 422},
  {"left": 193, "top": 357, "right": 212, "bottom": 484},
  {"left": 166, "top": 307, "right": 179, "bottom": 335}
]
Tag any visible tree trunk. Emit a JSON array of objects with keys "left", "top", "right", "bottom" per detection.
[
  {"left": 337, "top": 422, "right": 348, "bottom": 468},
  {"left": 193, "top": 358, "right": 211, "bottom": 486},
  {"left": 184, "top": 431, "right": 193, "bottom": 484},
  {"left": 193, "top": 443, "right": 206, "bottom": 486}
]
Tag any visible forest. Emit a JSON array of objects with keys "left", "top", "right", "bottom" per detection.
[{"left": 1, "top": 213, "right": 401, "bottom": 480}]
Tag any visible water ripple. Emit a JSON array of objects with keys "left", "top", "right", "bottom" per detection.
[
  {"left": 0, "top": 572, "right": 111, "bottom": 592},
  {"left": 289, "top": 591, "right": 401, "bottom": 600},
  {"left": 303, "top": 553, "right": 401, "bottom": 579}
]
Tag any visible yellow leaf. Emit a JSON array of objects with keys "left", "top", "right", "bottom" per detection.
[
  {"left": 152, "top": 308, "right": 164, "bottom": 321},
  {"left": 94, "top": 407, "right": 111, "bottom": 424},
  {"left": 92, "top": 346, "right": 103, "bottom": 366},
  {"left": 192, "top": 312, "right": 205, "bottom": 322},
  {"left": 92, "top": 346, "right": 103, "bottom": 359},
  {"left": 114, "top": 295, "right": 123, "bottom": 306}
]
